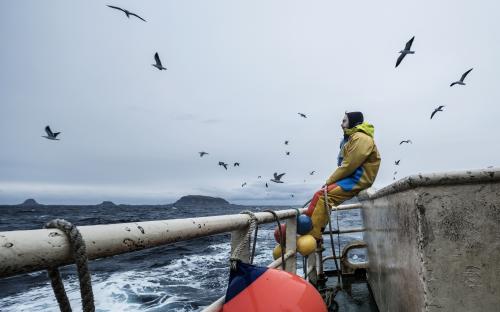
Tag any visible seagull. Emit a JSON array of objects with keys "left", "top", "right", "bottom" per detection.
[
  {"left": 285, "top": 151, "right": 291, "bottom": 156},
  {"left": 430, "top": 106, "right": 445, "bottom": 119},
  {"left": 218, "top": 161, "right": 228, "bottom": 170},
  {"left": 152, "top": 52, "right": 167, "bottom": 70},
  {"left": 450, "top": 68, "right": 473, "bottom": 87},
  {"left": 395, "top": 36, "right": 415, "bottom": 68},
  {"left": 42, "top": 126, "right": 61, "bottom": 140},
  {"left": 399, "top": 139, "right": 412, "bottom": 145},
  {"left": 241, "top": 182, "right": 247, "bottom": 187},
  {"left": 199, "top": 152, "right": 209, "bottom": 157},
  {"left": 106, "top": 5, "right": 146, "bottom": 22},
  {"left": 290, "top": 194, "right": 295, "bottom": 198},
  {"left": 393, "top": 171, "right": 398, "bottom": 176},
  {"left": 233, "top": 162, "right": 240, "bottom": 167},
  {"left": 298, "top": 113, "right": 307, "bottom": 118},
  {"left": 270, "top": 172, "right": 285, "bottom": 183},
  {"left": 284, "top": 140, "right": 289, "bottom": 145},
  {"left": 395, "top": 160, "right": 400, "bottom": 165},
  {"left": 265, "top": 183, "right": 269, "bottom": 188},
  {"left": 257, "top": 176, "right": 262, "bottom": 179},
  {"left": 310, "top": 171, "right": 315, "bottom": 175}
]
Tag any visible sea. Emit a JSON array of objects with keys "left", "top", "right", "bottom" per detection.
[{"left": 0, "top": 202, "right": 377, "bottom": 311}]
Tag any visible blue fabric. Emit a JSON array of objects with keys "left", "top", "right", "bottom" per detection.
[
  {"left": 336, "top": 166, "right": 364, "bottom": 191},
  {"left": 337, "top": 138, "right": 348, "bottom": 167},
  {"left": 224, "top": 262, "right": 267, "bottom": 303}
]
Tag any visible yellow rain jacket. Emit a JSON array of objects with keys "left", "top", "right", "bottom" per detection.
[{"left": 325, "top": 122, "right": 381, "bottom": 191}]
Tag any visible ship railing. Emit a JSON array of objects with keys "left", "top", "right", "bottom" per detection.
[{"left": 0, "top": 202, "right": 365, "bottom": 311}]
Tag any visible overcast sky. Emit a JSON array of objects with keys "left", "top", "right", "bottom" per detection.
[{"left": 1, "top": 0, "right": 499, "bottom": 205}]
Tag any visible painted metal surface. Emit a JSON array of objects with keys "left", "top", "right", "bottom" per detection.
[{"left": 360, "top": 168, "right": 500, "bottom": 311}]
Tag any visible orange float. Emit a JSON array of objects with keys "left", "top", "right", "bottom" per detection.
[{"left": 222, "top": 262, "right": 327, "bottom": 312}]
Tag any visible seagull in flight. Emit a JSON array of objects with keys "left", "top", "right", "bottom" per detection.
[
  {"left": 199, "top": 152, "right": 209, "bottom": 157},
  {"left": 298, "top": 113, "right": 307, "bottom": 118},
  {"left": 310, "top": 171, "right": 316, "bottom": 175},
  {"left": 106, "top": 5, "right": 146, "bottom": 22},
  {"left": 430, "top": 106, "right": 445, "bottom": 119},
  {"left": 284, "top": 140, "right": 289, "bottom": 145},
  {"left": 270, "top": 172, "right": 285, "bottom": 183},
  {"left": 450, "top": 68, "right": 473, "bottom": 87},
  {"left": 395, "top": 36, "right": 415, "bottom": 68},
  {"left": 152, "top": 52, "right": 167, "bottom": 70},
  {"left": 218, "top": 162, "right": 228, "bottom": 170},
  {"left": 285, "top": 151, "right": 291, "bottom": 156},
  {"left": 265, "top": 183, "right": 269, "bottom": 188},
  {"left": 241, "top": 182, "right": 247, "bottom": 187},
  {"left": 395, "top": 160, "right": 400, "bottom": 165},
  {"left": 42, "top": 126, "right": 61, "bottom": 140},
  {"left": 233, "top": 162, "right": 240, "bottom": 167},
  {"left": 257, "top": 176, "right": 262, "bottom": 179},
  {"left": 290, "top": 194, "right": 295, "bottom": 198},
  {"left": 399, "top": 139, "right": 412, "bottom": 145}
]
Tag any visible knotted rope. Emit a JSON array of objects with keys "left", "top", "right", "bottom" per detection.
[
  {"left": 44, "top": 219, "right": 95, "bottom": 312},
  {"left": 230, "top": 211, "right": 258, "bottom": 270}
]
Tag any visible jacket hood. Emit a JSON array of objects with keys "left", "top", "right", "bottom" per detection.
[{"left": 344, "top": 122, "right": 375, "bottom": 138}]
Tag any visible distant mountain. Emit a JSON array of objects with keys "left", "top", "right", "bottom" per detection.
[
  {"left": 97, "top": 201, "right": 117, "bottom": 208},
  {"left": 174, "top": 195, "right": 229, "bottom": 207},
  {"left": 18, "top": 199, "right": 42, "bottom": 206}
]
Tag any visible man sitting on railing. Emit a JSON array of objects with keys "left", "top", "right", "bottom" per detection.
[{"left": 305, "top": 111, "right": 381, "bottom": 239}]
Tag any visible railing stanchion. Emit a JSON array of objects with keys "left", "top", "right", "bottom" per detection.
[{"left": 285, "top": 215, "right": 297, "bottom": 274}]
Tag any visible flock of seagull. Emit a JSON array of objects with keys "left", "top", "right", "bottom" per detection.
[
  {"left": 40, "top": 6, "right": 477, "bottom": 197},
  {"left": 396, "top": 36, "right": 473, "bottom": 120},
  {"left": 392, "top": 36, "right": 473, "bottom": 179}
]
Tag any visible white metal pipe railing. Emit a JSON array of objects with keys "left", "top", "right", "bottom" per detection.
[{"left": 0, "top": 208, "right": 306, "bottom": 278}]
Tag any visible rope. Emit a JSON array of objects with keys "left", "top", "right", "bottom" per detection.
[
  {"left": 324, "top": 187, "right": 343, "bottom": 288},
  {"left": 230, "top": 211, "right": 258, "bottom": 270},
  {"left": 44, "top": 219, "right": 95, "bottom": 312},
  {"left": 264, "top": 210, "right": 286, "bottom": 270}
]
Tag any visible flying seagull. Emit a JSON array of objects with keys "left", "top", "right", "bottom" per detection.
[
  {"left": 450, "top": 68, "right": 473, "bottom": 87},
  {"left": 284, "top": 140, "right": 289, "bottom": 145},
  {"left": 241, "top": 182, "right": 247, "bottom": 187},
  {"left": 298, "top": 113, "right": 307, "bottom": 118},
  {"left": 399, "top": 139, "right": 412, "bottom": 145},
  {"left": 285, "top": 151, "right": 291, "bottom": 156},
  {"left": 430, "top": 106, "right": 445, "bottom": 119},
  {"left": 152, "top": 53, "right": 167, "bottom": 70},
  {"left": 395, "top": 36, "right": 415, "bottom": 68},
  {"left": 271, "top": 172, "right": 285, "bottom": 183},
  {"left": 310, "top": 171, "right": 316, "bottom": 175},
  {"left": 290, "top": 194, "right": 295, "bottom": 198},
  {"left": 106, "top": 5, "right": 146, "bottom": 22},
  {"left": 42, "top": 126, "right": 61, "bottom": 140},
  {"left": 199, "top": 152, "right": 209, "bottom": 157},
  {"left": 257, "top": 176, "right": 262, "bottom": 179},
  {"left": 218, "top": 161, "right": 228, "bottom": 170},
  {"left": 265, "top": 183, "right": 269, "bottom": 188},
  {"left": 233, "top": 162, "right": 240, "bottom": 167},
  {"left": 393, "top": 171, "right": 398, "bottom": 176},
  {"left": 395, "top": 160, "right": 400, "bottom": 165}
]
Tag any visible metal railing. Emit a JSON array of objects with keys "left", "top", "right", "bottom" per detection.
[{"left": 0, "top": 202, "right": 366, "bottom": 311}]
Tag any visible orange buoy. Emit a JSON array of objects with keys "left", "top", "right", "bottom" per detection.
[{"left": 222, "top": 262, "right": 327, "bottom": 312}]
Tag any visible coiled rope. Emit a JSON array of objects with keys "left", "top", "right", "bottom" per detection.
[{"left": 44, "top": 219, "right": 95, "bottom": 312}]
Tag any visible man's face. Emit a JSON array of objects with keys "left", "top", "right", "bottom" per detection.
[{"left": 341, "top": 115, "right": 349, "bottom": 129}]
